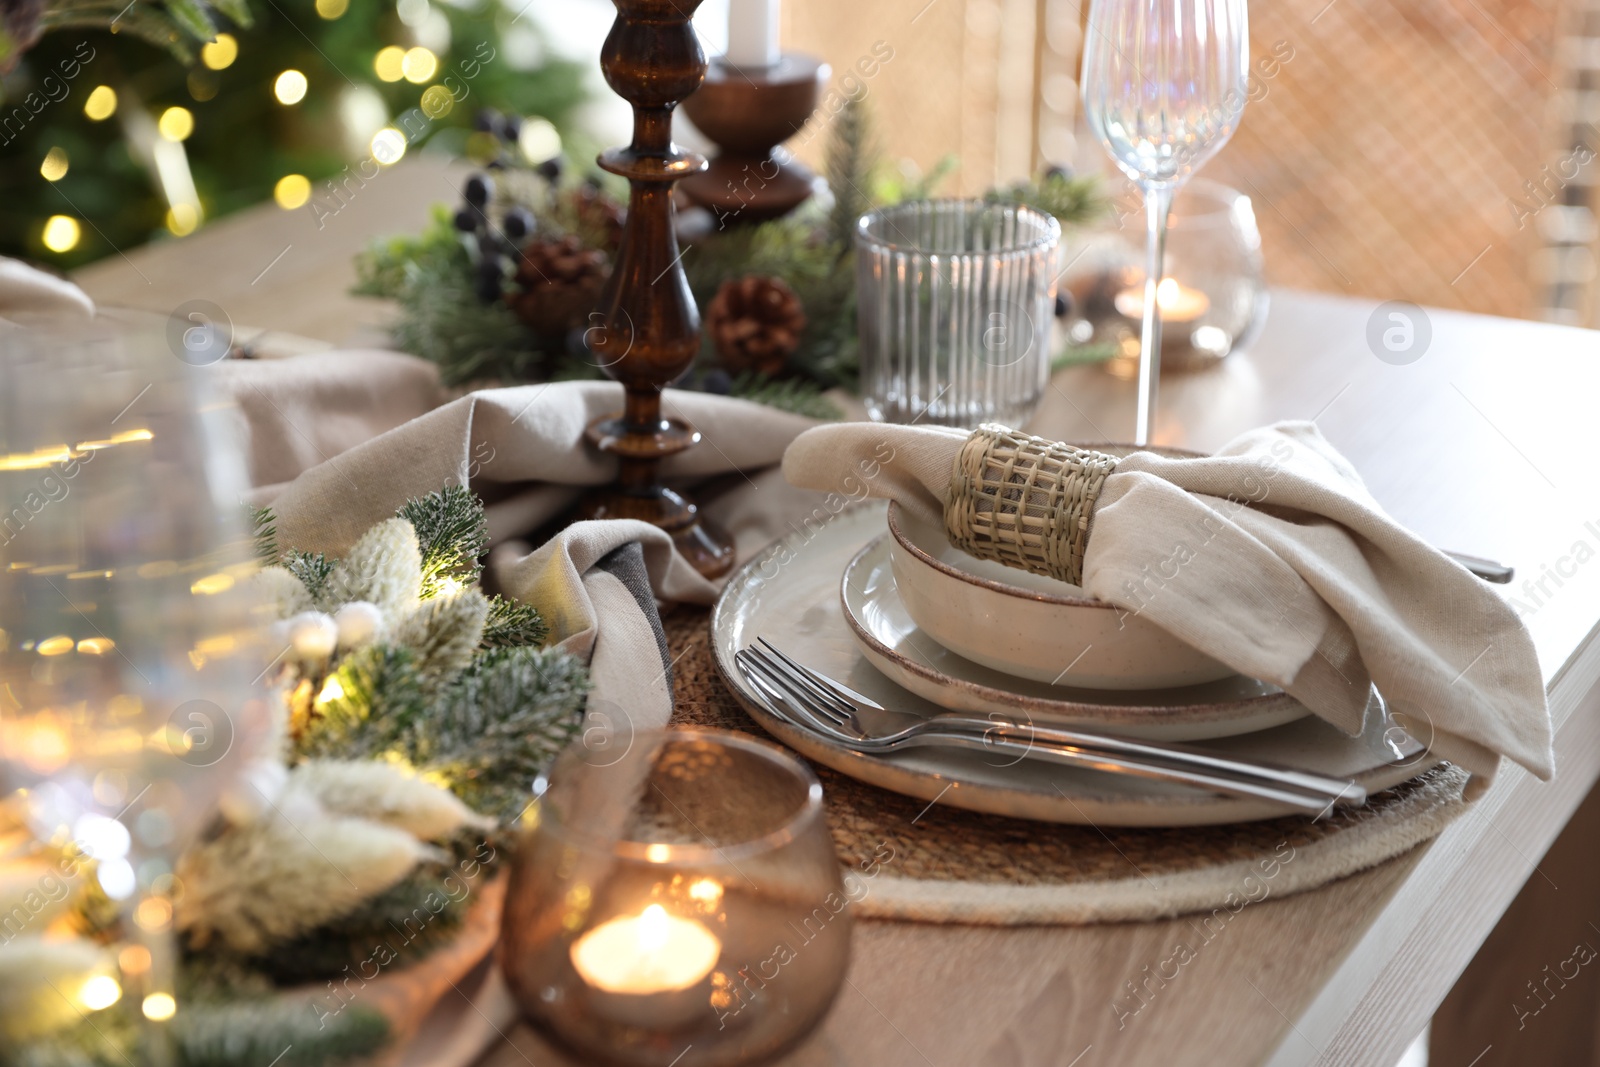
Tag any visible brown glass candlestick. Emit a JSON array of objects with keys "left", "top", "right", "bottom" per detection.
[
  {"left": 680, "top": 55, "right": 830, "bottom": 224},
  {"left": 575, "top": 0, "right": 735, "bottom": 579}
]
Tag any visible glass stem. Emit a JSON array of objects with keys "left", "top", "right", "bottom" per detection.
[{"left": 1136, "top": 182, "right": 1175, "bottom": 446}]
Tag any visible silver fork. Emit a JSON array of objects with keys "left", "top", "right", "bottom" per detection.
[{"left": 736, "top": 643, "right": 1364, "bottom": 814}]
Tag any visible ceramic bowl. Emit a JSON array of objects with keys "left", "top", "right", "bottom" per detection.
[{"left": 886, "top": 500, "right": 1237, "bottom": 690}]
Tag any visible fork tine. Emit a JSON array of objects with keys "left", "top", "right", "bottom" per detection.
[
  {"left": 751, "top": 641, "right": 856, "bottom": 717},
  {"left": 759, "top": 639, "right": 885, "bottom": 712},
  {"left": 736, "top": 649, "right": 855, "bottom": 733}
]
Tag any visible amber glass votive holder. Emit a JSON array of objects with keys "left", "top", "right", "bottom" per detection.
[{"left": 501, "top": 728, "right": 852, "bottom": 1067}]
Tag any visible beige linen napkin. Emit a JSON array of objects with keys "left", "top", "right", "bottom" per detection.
[
  {"left": 783, "top": 420, "right": 1554, "bottom": 790},
  {"left": 234, "top": 379, "right": 820, "bottom": 723}
]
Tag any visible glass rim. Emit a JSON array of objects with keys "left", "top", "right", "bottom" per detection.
[
  {"left": 855, "top": 198, "right": 1062, "bottom": 257},
  {"left": 536, "top": 726, "right": 827, "bottom": 864}
]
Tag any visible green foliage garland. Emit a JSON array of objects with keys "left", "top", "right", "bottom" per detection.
[{"left": 351, "top": 95, "right": 1109, "bottom": 414}]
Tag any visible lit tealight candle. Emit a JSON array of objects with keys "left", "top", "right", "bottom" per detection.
[
  {"left": 571, "top": 903, "right": 721, "bottom": 996},
  {"left": 1114, "top": 277, "right": 1211, "bottom": 323}
]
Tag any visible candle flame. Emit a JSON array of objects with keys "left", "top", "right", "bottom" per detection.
[{"left": 638, "top": 904, "right": 669, "bottom": 951}]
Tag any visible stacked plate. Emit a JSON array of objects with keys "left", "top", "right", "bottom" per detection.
[{"left": 710, "top": 501, "right": 1438, "bottom": 826}]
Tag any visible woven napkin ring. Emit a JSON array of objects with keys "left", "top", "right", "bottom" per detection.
[{"left": 943, "top": 424, "right": 1120, "bottom": 587}]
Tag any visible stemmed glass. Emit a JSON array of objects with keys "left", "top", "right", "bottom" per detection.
[
  {"left": 0, "top": 312, "right": 270, "bottom": 1063},
  {"left": 1081, "top": 0, "right": 1249, "bottom": 444}
]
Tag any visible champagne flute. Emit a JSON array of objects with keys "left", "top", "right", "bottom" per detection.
[{"left": 1081, "top": 0, "right": 1249, "bottom": 444}]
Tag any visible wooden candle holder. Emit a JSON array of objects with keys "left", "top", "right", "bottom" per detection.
[
  {"left": 576, "top": 0, "right": 735, "bottom": 579},
  {"left": 680, "top": 55, "right": 830, "bottom": 225}
]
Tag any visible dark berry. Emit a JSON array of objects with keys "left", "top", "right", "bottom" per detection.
[
  {"left": 502, "top": 208, "right": 534, "bottom": 242},
  {"left": 1055, "top": 293, "right": 1072, "bottom": 318},
  {"left": 473, "top": 109, "right": 499, "bottom": 133},
  {"left": 702, "top": 369, "right": 732, "bottom": 395},
  {"left": 464, "top": 173, "right": 493, "bottom": 207},
  {"left": 501, "top": 114, "right": 522, "bottom": 141},
  {"left": 486, "top": 158, "right": 506, "bottom": 171},
  {"left": 474, "top": 276, "right": 501, "bottom": 302},
  {"left": 535, "top": 157, "right": 564, "bottom": 183},
  {"left": 582, "top": 176, "right": 603, "bottom": 194},
  {"left": 453, "top": 207, "right": 479, "bottom": 233},
  {"left": 1044, "top": 165, "right": 1072, "bottom": 182}
]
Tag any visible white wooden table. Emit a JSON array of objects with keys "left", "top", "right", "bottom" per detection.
[{"left": 76, "top": 155, "right": 1600, "bottom": 1067}]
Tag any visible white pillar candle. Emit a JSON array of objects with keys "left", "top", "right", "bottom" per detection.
[{"left": 726, "top": 0, "right": 780, "bottom": 69}]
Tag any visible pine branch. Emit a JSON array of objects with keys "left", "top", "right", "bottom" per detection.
[
  {"left": 986, "top": 171, "right": 1109, "bottom": 230},
  {"left": 824, "top": 95, "right": 877, "bottom": 254},
  {"left": 396, "top": 485, "right": 486, "bottom": 598},
  {"left": 415, "top": 647, "right": 589, "bottom": 821},
  {"left": 247, "top": 505, "right": 278, "bottom": 564},
  {"left": 297, "top": 645, "right": 428, "bottom": 762},
  {"left": 284, "top": 551, "right": 336, "bottom": 604},
  {"left": 354, "top": 214, "right": 546, "bottom": 388},
  {"left": 8, "top": 988, "right": 387, "bottom": 1067},
  {"left": 727, "top": 373, "right": 842, "bottom": 420},
  {"left": 174, "top": 999, "right": 388, "bottom": 1067},
  {"left": 481, "top": 596, "right": 548, "bottom": 650}
]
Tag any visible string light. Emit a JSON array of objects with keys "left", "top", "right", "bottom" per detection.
[
  {"left": 157, "top": 107, "right": 194, "bottom": 142},
  {"left": 370, "top": 128, "right": 406, "bottom": 165},
  {"left": 316, "top": 0, "right": 349, "bottom": 17},
  {"left": 401, "top": 47, "right": 437, "bottom": 84},
  {"left": 40, "top": 147, "right": 68, "bottom": 181},
  {"left": 274, "top": 69, "right": 308, "bottom": 106},
  {"left": 83, "top": 85, "right": 116, "bottom": 121},
  {"left": 274, "top": 174, "right": 311, "bottom": 209},
  {"left": 41, "top": 216, "right": 79, "bottom": 253},
  {"left": 374, "top": 46, "right": 406, "bottom": 82},
  {"left": 201, "top": 33, "right": 237, "bottom": 70}
]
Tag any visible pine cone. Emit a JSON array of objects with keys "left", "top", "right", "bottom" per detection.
[
  {"left": 568, "top": 184, "right": 625, "bottom": 251},
  {"left": 705, "top": 276, "right": 807, "bottom": 377},
  {"left": 505, "top": 236, "right": 607, "bottom": 338}
]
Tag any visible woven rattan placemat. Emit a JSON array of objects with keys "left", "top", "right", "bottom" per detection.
[{"left": 663, "top": 605, "right": 1470, "bottom": 925}]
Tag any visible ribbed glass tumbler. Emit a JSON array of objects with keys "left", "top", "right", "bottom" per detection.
[{"left": 856, "top": 200, "right": 1061, "bottom": 428}]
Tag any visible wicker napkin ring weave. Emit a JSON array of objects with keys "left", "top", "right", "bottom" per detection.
[{"left": 943, "top": 424, "right": 1120, "bottom": 588}]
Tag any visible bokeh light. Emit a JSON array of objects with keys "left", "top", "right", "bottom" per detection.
[
  {"left": 40, "top": 147, "right": 68, "bottom": 182},
  {"left": 201, "top": 33, "right": 237, "bottom": 70},
  {"left": 274, "top": 174, "right": 311, "bottom": 210},
  {"left": 370, "top": 128, "right": 407, "bottom": 165},
  {"left": 83, "top": 85, "right": 117, "bottom": 121},
  {"left": 374, "top": 46, "right": 406, "bottom": 82},
  {"left": 166, "top": 204, "right": 200, "bottom": 236},
  {"left": 401, "top": 47, "right": 438, "bottom": 84},
  {"left": 41, "top": 216, "right": 79, "bottom": 252},
  {"left": 274, "top": 69, "right": 308, "bottom": 106},
  {"left": 142, "top": 993, "right": 176, "bottom": 1022},
  {"left": 157, "top": 107, "right": 194, "bottom": 142}
]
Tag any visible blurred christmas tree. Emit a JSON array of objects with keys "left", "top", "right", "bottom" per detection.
[{"left": 0, "top": 0, "right": 586, "bottom": 268}]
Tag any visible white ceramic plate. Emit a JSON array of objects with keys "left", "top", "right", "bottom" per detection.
[
  {"left": 848, "top": 534, "right": 1308, "bottom": 741},
  {"left": 709, "top": 502, "right": 1439, "bottom": 826},
  {"left": 887, "top": 501, "right": 1238, "bottom": 689}
]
